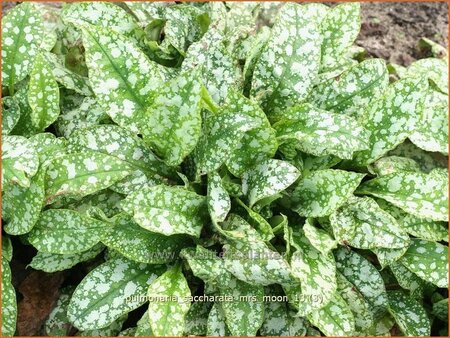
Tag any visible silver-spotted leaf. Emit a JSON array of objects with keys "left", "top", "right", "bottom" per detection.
[
  {"left": 147, "top": 265, "right": 191, "bottom": 336},
  {"left": 67, "top": 256, "right": 163, "bottom": 330},
  {"left": 292, "top": 169, "right": 365, "bottom": 217},
  {"left": 259, "top": 301, "right": 307, "bottom": 336},
  {"left": 121, "top": 185, "right": 206, "bottom": 237},
  {"left": 44, "top": 286, "right": 74, "bottom": 336},
  {"left": 1, "top": 259, "right": 17, "bottom": 337},
  {"left": 2, "top": 96, "right": 21, "bottom": 135},
  {"left": 207, "top": 172, "right": 231, "bottom": 223},
  {"left": 303, "top": 219, "right": 337, "bottom": 255}
]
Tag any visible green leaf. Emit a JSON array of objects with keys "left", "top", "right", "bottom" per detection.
[
  {"left": 135, "top": 310, "right": 153, "bottom": 336},
  {"left": 292, "top": 169, "right": 365, "bottom": 217},
  {"left": 147, "top": 265, "right": 191, "bottom": 336},
  {"left": 45, "top": 151, "right": 132, "bottom": 204},
  {"left": 334, "top": 247, "right": 388, "bottom": 317},
  {"left": 2, "top": 96, "right": 21, "bottom": 135},
  {"left": 309, "top": 59, "right": 389, "bottom": 119},
  {"left": 357, "top": 169, "right": 449, "bottom": 221},
  {"left": 307, "top": 292, "right": 355, "bottom": 336},
  {"left": 2, "top": 2, "right": 44, "bottom": 91},
  {"left": 180, "top": 246, "right": 227, "bottom": 285},
  {"left": 373, "top": 246, "right": 409, "bottom": 269},
  {"left": 2, "top": 167, "right": 45, "bottom": 235},
  {"left": 44, "top": 51, "right": 92, "bottom": 96},
  {"left": 68, "top": 124, "right": 174, "bottom": 194},
  {"left": 259, "top": 301, "right": 307, "bottom": 336},
  {"left": 78, "top": 315, "right": 128, "bottom": 337},
  {"left": 433, "top": 298, "right": 448, "bottom": 322},
  {"left": 184, "top": 301, "right": 212, "bottom": 336},
  {"left": 274, "top": 104, "right": 370, "bottom": 159},
  {"left": 207, "top": 172, "right": 231, "bottom": 223},
  {"left": 28, "top": 52, "right": 60, "bottom": 130},
  {"left": 330, "top": 196, "right": 410, "bottom": 249},
  {"left": 220, "top": 277, "right": 264, "bottom": 336},
  {"left": 45, "top": 286, "right": 74, "bottom": 336},
  {"left": 1, "top": 259, "right": 17, "bottom": 337},
  {"left": 140, "top": 70, "right": 203, "bottom": 166},
  {"left": 399, "top": 239, "right": 448, "bottom": 288},
  {"left": 235, "top": 198, "right": 275, "bottom": 242},
  {"left": 320, "top": 3, "right": 360, "bottom": 72},
  {"left": 224, "top": 91, "right": 278, "bottom": 176},
  {"left": 303, "top": 219, "right": 337, "bottom": 255},
  {"left": 336, "top": 272, "right": 374, "bottom": 334},
  {"left": 389, "top": 262, "right": 428, "bottom": 298},
  {"left": 2, "top": 135, "right": 39, "bottom": 188},
  {"left": 62, "top": 2, "right": 144, "bottom": 44},
  {"left": 242, "top": 159, "right": 300, "bottom": 207},
  {"left": 28, "top": 209, "right": 110, "bottom": 254},
  {"left": 387, "top": 290, "right": 431, "bottom": 336},
  {"left": 194, "top": 110, "right": 258, "bottom": 176},
  {"left": 29, "top": 244, "right": 104, "bottom": 273},
  {"left": 102, "top": 214, "right": 190, "bottom": 264},
  {"left": 405, "top": 57, "right": 448, "bottom": 94},
  {"left": 81, "top": 24, "right": 163, "bottom": 133},
  {"left": 207, "top": 303, "right": 230, "bottom": 336},
  {"left": 353, "top": 77, "right": 427, "bottom": 165},
  {"left": 290, "top": 233, "right": 337, "bottom": 315},
  {"left": 2, "top": 237, "right": 13, "bottom": 262},
  {"left": 250, "top": 3, "right": 324, "bottom": 118},
  {"left": 409, "top": 88, "right": 448, "bottom": 155},
  {"left": 121, "top": 185, "right": 206, "bottom": 237},
  {"left": 368, "top": 155, "right": 422, "bottom": 176},
  {"left": 67, "top": 256, "right": 163, "bottom": 330},
  {"left": 183, "top": 27, "right": 241, "bottom": 104},
  {"left": 28, "top": 133, "right": 67, "bottom": 167}
]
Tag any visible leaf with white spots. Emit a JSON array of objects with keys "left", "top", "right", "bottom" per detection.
[
  {"left": 389, "top": 262, "right": 428, "bottom": 298},
  {"left": 2, "top": 135, "right": 39, "bottom": 188},
  {"left": 409, "top": 88, "right": 448, "bottom": 155},
  {"left": 45, "top": 286, "right": 74, "bottom": 336},
  {"left": 274, "top": 104, "right": 370, "bottom": 159},
  {"left": 207, "top": 303, "right": 230, "bottom": 336},
  {"left": 303, "top": 219, "right": 337, "bottom": 255},
  {"left": 368, "top": 155, "right": 422, "bottom": 176},
  {"left": 220, "top": 277, "right": 264, "bottom": 336},
  {"left": 2, "top": 96, "right": 21, "bottom": 135},
  {"left": 78, "top": 315, "right": 127, "bottom": 337},
  {"left": 102, "top": 214, "right": 189, "bottom": 264},
  {"left": 2, "top": 168, "right": 45, "bottom": 235},
  {"left": 68, "top": 125, "right": 174, "bottom": 194},
  {"left": 193, "top": 110, "right": 259, "bottom": 176},
  {"left": 235, "top": 198, "right": 275, "bottom": 241},
  {"left": 44, "top": 51, "right": 92, "bottom": 96},
  {"left": 140, "top": 69, "right": 203, "bottom": 166},
  {"left": 250, "top": 3, "right": 324, "bottom": 119},
  {"left": 357, "top": 169, "right": 449, "bottom": 221},
  {"left": 28, "top": 209, "right": 111, "bottom": 254},
  {"left": 259, "top": 300, "right": 307, "bottom": 336},
  {"left": 387, "top": 290, "right": 431, "bottom": 336},
  {"left": 242, "top": 159, "right": 300, "bottom": 208},
  {"left": 224, "top": 90, "right": 278, "bottom": 176},
  {"left": 320, "top": 3, "right": 360, "bottom": 72},
  {"left": 290, "top": 232, "right": 337, "bottom": 316},
  {"left": 334, "top": 247, "right": 388, "bottom": 318},
  {"left": 398, "top": 239, "right": 448, "bottom": 288},
  {"left": 432, "top": 298, "right": 448, "bottom": 322},
  {"left": 121, "top": 185, "right": 206, "bottom": 238},
  {"left": 180, "top": 246, "right": 227, "bottom": 285},
  {"left": 62, "top": 2, "right": 144, "bottom": 44},
  {"left": 45, "top": 151, "right": 133, "bottom": 204},
  {"left": 29, "top": 244, "right": 104, "bottom": 273},
  {"left": 2, "top": 2, "right": 44, "bottom": 91},
  {"left": 135, "top": 310, "right": 153, "bottom": 336},
  {"left": 308, "top": 59, "right": 389, "bottom": 119},
  {"left": 336, "top": 272, "right": 374, "bottom": 334},
  {"left": 28, "top": 133, "right": 67, "bottom": 167},
  {"left": 81, "top": 24, "right": 163, "bottom": 133},
  {"left": 28, "top": 52, "right": 60, "bottom": 130},
  {"left": 67, "top": 256, "right": 163, "bottom": 331},
  {"left": 184, "top": 301, "right": 212, "bottom": 336},
  {"left": 307, "top": 292, "right": 355, "bottom": 336},
  {"left": 353, "top": 77, "right": 427, "bottom": 165},
  {"left": 1, "top": 258, "right": 17, "bottom": 337},
  {"left": 182, "top": 27, "right": 241, "bottom": 104},
  {"left": 147, "top": 265, "right": 191, "bottom": 336},
  {"left": 330, "top": 196, "right": 410, "bottom": 250},
  {"left": 405, "top": 57, "right": 448, "bottom": 94},
  {"left": 2, "top": 237, "right": 13, "bottom": 262},
  {"left": 207, "top": 172, "right": 231, "bottom": 223},
  {"left": 292, "top": 169, "right": 365, "bottom": 217}
]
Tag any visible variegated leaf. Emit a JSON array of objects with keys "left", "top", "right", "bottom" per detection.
[
  {"left": 207, "top": 172, "right": 231, "bottom": 223},
  {"left": 303, "top": 218, "right": 337, "bottom": 255},
  {"left": 2, "top": 96, "right": 21, "bottom": 135},
  {"left": 1, "top": 258, "right": 17, "bottom": 337},
  {"left": 368, "top": 155, "right": 422, "bottom": 176},
  {"left": 259, "top": 301, "right": 307, "bottom": 336},
  {"left": 45, "top": 286, "right": 74, "bottom": 336},
  {"left": 292, "top": 169, "right": 365, "bottom": 217}
]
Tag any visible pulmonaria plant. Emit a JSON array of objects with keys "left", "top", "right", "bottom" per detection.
[{"left": 1, "top": 1, "right": 449, "bottom": 337}]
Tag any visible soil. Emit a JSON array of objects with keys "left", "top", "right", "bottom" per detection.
[{"left": 357, "top": 2, "right": 448, "bottom": 66}]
